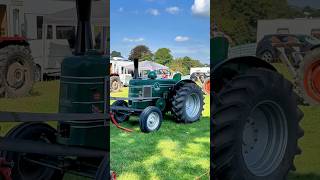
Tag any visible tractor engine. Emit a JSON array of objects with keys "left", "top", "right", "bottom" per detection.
[
  {"left": 128, "top": 74, "right": 176, "bottom": 111},
  {"left": 111, "top": 58, "right": 204, "bottom": 133}
]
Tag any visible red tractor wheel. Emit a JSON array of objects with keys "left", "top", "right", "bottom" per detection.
[
  {"left": 202, "top": 78, "right": 210, "bottom": 95},
  {"left": 0, "top": 45, "right": 35, "bottom": 98},
  {"left": 297, "top": 47, "right": 320, "bottom": 105}
]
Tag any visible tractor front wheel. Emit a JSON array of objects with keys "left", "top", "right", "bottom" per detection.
[
  {"left": 172, "top": 83, "right": 204, "bottom": 123},
  {"left": 212, "top": 68, "right": 303, "bottom": 180},
  {"left": 1, "top": 122, "right": 64, "bottom": 180},
  {"left": 139, "top": 106, "right": 163, "bottom": 133}
]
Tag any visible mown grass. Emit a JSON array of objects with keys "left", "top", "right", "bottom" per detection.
[
  {"left": 110, "top": 88, "right": 210, "bottom": 180},
  {"left": 0, "top": 81, "right": 88, "bottom": 180}
]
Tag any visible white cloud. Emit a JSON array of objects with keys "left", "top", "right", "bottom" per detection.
[
  {"left": 123, "top": 37, "right": 145, "bottom": 43},
  {"left": 175, "top": 36, "right": 190, "bottom": 42},
  {"left": 165, "top": 6, "right": 181, "bottom": 14},
  {"left": 191, "top": 0, "right": 210, "bottom": 17},
  {"left": 146, "top": 8, "right": 160, "bottom": 16}
]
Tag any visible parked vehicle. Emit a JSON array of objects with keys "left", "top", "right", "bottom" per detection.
[
  {"left": 1, "top": 0, "right": 108, "bottom": 84},
  {"left": 256, "top": 34, "right": 320, "bottom": 63},
  {"left": 110, "top": 59, "right": 132, "bottom": 92},
  {"left": 190, "top": 67, "right": 210, "bottom": 95}
]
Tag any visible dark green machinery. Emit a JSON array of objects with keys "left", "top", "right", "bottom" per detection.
[
  {"left": 211, "top": 31, "right": 304, "bottom": 179},
  {"left": 0, "top": 0, "right": 109, "bottom": 179},
  {"left": 111, "top": 59, "right": 204, "bottom": 133}
]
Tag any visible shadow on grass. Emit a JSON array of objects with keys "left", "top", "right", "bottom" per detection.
[{"left": 289, "top": 173, "right": 320, "bottom": 180}]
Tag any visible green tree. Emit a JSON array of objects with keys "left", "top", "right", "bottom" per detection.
[
  {"left": 169, "top": 56, "right": 204, "bottom": 75},
  {"left": 212, "top": 0, "right": 303, "bottom": 44},
  {"left": 141, "top": 52, "right": 154, "bottom": 61},
  {"left": 128, "top": 45, "right": 153, "bottom": 61},
  {"left": 154, "top": 48, "right": 173, "bottom": 65},
  {"left": 111, "top": 51, "right": 122, "bottom": 58}
]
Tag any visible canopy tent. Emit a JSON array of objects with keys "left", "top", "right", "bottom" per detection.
[
  {"left": 43, "top": 1, "right": 108, "bottom": 26},
  {"left": 125, "top": 61, "right": 169, "bottom": 71}
]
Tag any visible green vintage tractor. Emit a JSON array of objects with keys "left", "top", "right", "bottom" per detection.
[
  {"left": 111, "top": 59, "right": 204, "bottom": 133},
  {"left": 211, "top": 31, "right": 304, "bottom": 179}
]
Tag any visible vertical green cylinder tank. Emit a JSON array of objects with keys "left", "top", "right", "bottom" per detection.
[
  {"left": 211, "top": 36, "right": 229, "bottom": 67},
  {"left": 58, "top": 50, "right": 108, "bottom": 150}
]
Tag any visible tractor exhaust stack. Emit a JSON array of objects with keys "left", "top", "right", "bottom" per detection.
[
  {"left": 134, "top": 58, "right": 139, "bottom": 79},
  {"left": 75, "top": 0, "right": 93, "bottom": 54}
]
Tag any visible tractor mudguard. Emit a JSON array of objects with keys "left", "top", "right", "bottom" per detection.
[
  {"left": 172, "top": 79, "right": 197, "bottom": 92},
  {"left": 213, "top": 55, "right": 276, "bottom": 76},
  {"left": 174, "top": 79, "right": 196, "bottom": 88},
  {"left": 0, "top": 37, "right": 29, "bottom": 49},
  {"left": 212, "top": 56, "right": 277, "bottom": 93}
]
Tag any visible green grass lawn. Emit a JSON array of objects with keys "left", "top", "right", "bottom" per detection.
[
  {"left": 110, "top": 88, "right": 210, "bottom": 180},
  {"left": 0, "top": 81, "right": 88, "bottom": 180},
  {"left": 0, "top": 65, "right": 319, "bottom": 180}
]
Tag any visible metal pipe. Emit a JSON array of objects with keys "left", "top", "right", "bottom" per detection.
[
  {"left": 133, "top": 58, "right": 139, "bottom": 79},
  {"left": 0, "top": 137, "right": 107, "bottom": 157},
  {"left": 75, "top": 0, "right": 93, "bottom": 54}
]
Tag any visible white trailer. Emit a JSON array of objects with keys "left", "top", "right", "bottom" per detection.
[
  {"left": 27, "top": 0, "right": 108, "bottom": 80},
  {"left": 2, "top": 0, "right": 108, "bottom": 81}
]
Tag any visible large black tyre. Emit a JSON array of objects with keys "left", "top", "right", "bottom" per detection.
[
  {"left": 110, "top": 76, "right": 121, "bottom": 92},
  {"left": 0, "top": 122, "right": 64, "bottom": 180},
  {"left": 95, "top": 156, "right": 109, "bottom": 180},
  {"left": 34, "top": 65, "right": 42, "bottom": 82},
  {"left": 111, "top": 100, "right": 130, "bottom": 123},
  {"left": 139, "top": 106, "right": 163, "bottom": 133},
  {"left": 212, "top": 68, "right": 304, "bottom": 180},
  {"left": 171, "top": 83, "right": 204, "bottom": 123},
  {"left": 0, "top": 45, "right": 35, "bottom": 98},
  {"left": 295, "top": 47, "right": 320, "bottom": 105}
]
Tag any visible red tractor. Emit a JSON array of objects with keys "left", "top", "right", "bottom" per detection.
[{"left": 0, "top": 3, "right": 35, "bottom": 98}]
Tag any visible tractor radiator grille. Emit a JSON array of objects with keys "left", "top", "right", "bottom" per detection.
[{"left": 143, "top": 86, "right": 152, "bottom": 97}]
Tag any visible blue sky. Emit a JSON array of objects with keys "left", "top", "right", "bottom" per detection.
[{"left": 110, "top": 0, "right": 210, "bottom": 64}]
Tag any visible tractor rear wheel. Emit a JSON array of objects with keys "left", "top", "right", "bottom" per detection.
[
  {"left": 112, "top": 100, "right": 130, "bottom": 123},
  {"left": 139, "top": 106, "right": 163, "bottom": 133},
  {"left": 110, "top": 76, "right": 121, "bottom": 92},
  {"left": 172, "top": 83, "right": 204, "bottom": 123},
  {"left": 0, "top": 45, "right": 35, "bottom": 98},
  {"left": 296, "top": 47, "right": 320, "bottom": 105},
  {"left": 1, "top": 122, "right": 64, "bottom": 180},
  {"left": 212, "top": 68, "right": 303, "bottom": 180}
]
